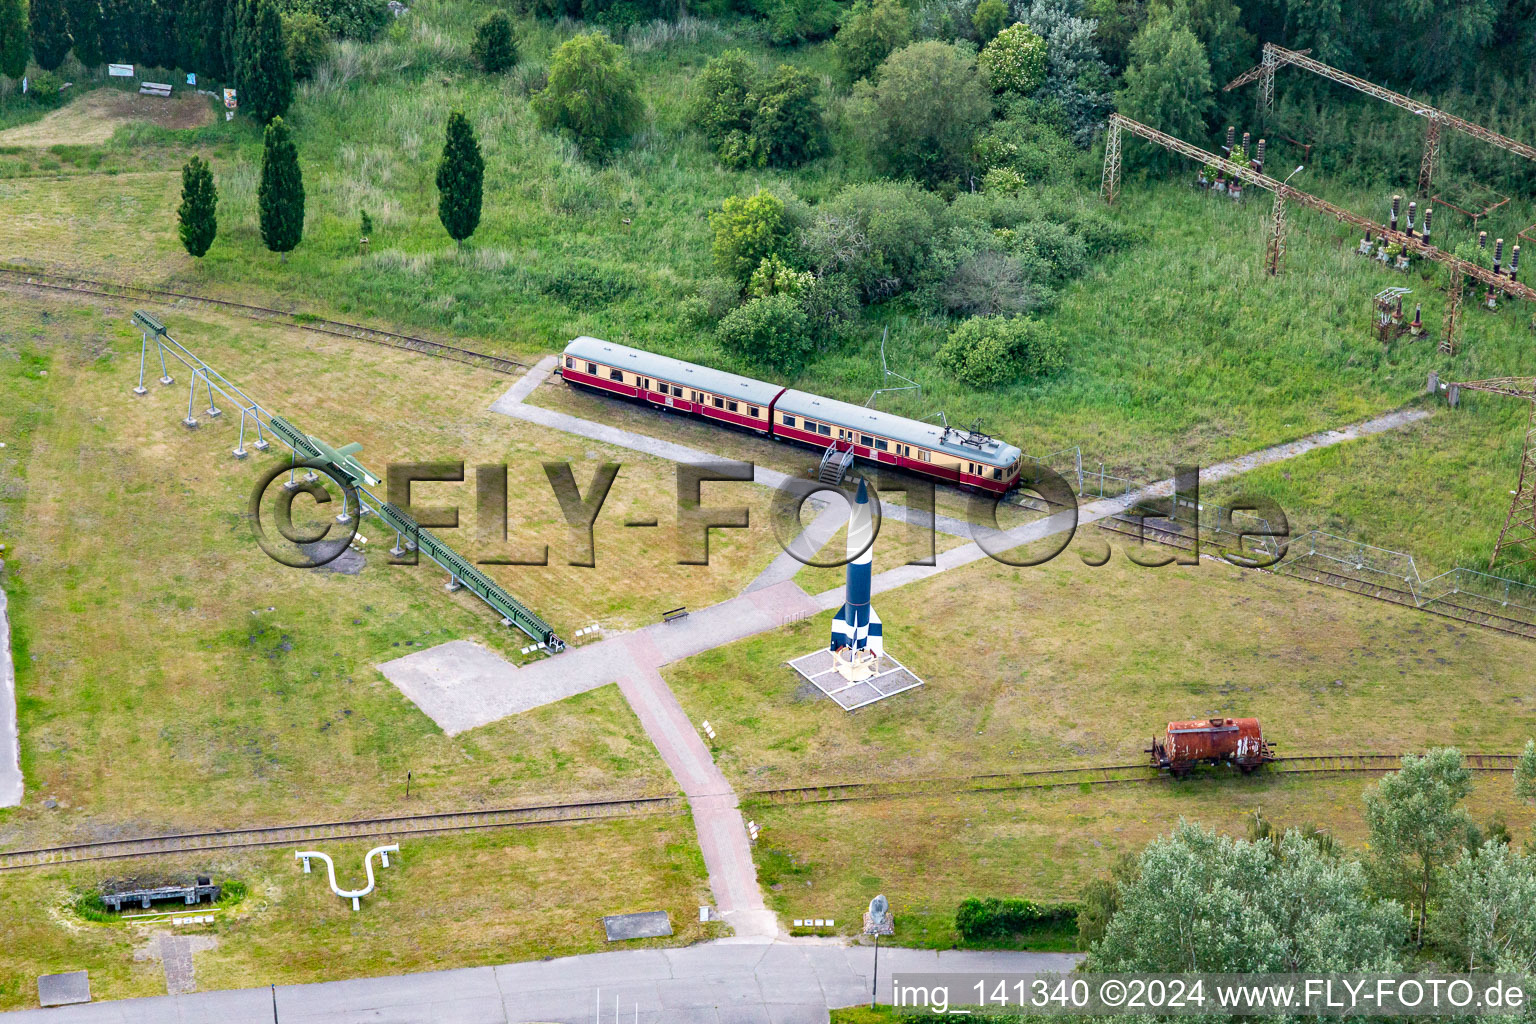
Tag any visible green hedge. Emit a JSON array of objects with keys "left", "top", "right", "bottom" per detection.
[{"left": 954, "top": 896, "right": 1076, "bottom": 941}]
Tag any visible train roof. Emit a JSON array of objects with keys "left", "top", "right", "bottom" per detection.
[
  {"left": 776, "top": 389, "right": 1022, "bottom": 468},
  {"left": 564, "top": 337, "right": 783, "bottom": 406}
]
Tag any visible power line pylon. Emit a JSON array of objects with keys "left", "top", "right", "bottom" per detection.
[
  {"left": 1264, "top": 190, "right": 1288, "bottom": 275},
  {"left": 1449, "top": 377, "right": 1536, "bottom": 568},
  {"left": 1418, "top": 117, "right": 1442, "bottom": 196},
  {"left": 1100, "top": 120, "right": 1122, "bottom": 205},
  {"left": 1442, "top": 270, "right": 1464, "bottom": 355}
]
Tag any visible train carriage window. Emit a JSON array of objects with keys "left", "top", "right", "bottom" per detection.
[
  {"left": 917, "top": 449, "right": 931, "bottom": 462},
  {"left": 565, "top": 357, "right": 575, "bottom": 368},
  {"left": 639, "top": 377, "right": 650, "bottom": 391},
  {"left": 672, "top": 386, "right": 684, "bottom": 398},
  {"left": 747, "top": 405, "right": 759, "bottom": 417},
  {"left": 818, "top": 423, "right": 831, "bottom": 436},
  {"left": 727, "top": 400, "right": 739, "bottom": 412},
  {"left": 713, "top": 397, "right": 725, "bottom": 408},
  {"left": 992, "top": 467, "right": 1002, "bottom": 480},
  {"left": 782, "top": 414, "right": 796, "bottom": 428},
  {"left": 586, "top": 361, "right": 597, "bottom": 374},
  {"left": 874, "top": 439, "right": 888, "bottom": 451},
  {"left": 859, "top": 434, "right": 873, "bottom": 446},
  {"left": 609, "top": 368, "right": 624, "bottom": 382}
]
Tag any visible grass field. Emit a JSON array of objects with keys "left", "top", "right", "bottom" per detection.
[
  {"left": 0, "top": 814, "right": 714, "bottom": 1010},
  {"left": 747, "top": 774, "right": 1534, "bottom": 947},
  {"left": 667, "top": 549, "right": 1536, "bottom": 790},
  {"left": 0, "top": 293, "right": 819, "bottom": 842}
]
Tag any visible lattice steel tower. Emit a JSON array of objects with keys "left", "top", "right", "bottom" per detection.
[{"left": 1452, "top": 377, "right": 1536, "bottom": 567}]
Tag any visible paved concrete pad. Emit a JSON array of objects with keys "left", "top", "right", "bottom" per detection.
[
  {"left": 0, "top": 585, "right": 19, "bottom": 807},
  {"left": 603, "top": 911, "right": 673, "bottom": 941},
  {"left": 37, "top": 972, "right": 90, "bottom": 1007}
]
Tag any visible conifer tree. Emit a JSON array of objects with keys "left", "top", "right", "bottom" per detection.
[
  {"left": 258, "top": 116, "right": 304, "bottom": 260},
  {"left": 435, "top": 110, "right": 483, "bottom": 247},
  {"left": 0, "top": 0, "right": 30, "bottom": 80},
  {"left": 63, "top": 0, "right": 101, "bottom": 65},
  {"left": 177, "top": 156, "right": 218, "bottom": 258},
  {"left": 29, "top": 0, "right": 70, "bottom": 70},
  {"left": 236, "top": 0, "right": 291, "bottom": 122}
]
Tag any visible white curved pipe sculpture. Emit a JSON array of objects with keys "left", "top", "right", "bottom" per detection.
[{"left": 295, "top": 844, "right": 399, "bottom": 910}]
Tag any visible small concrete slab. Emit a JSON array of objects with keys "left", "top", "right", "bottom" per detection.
[
  {"left": 603, "top": 911, "right": 673, "bottom": 942},
  {"left": 38, "top": 970, "right": 91, "bottom": 1007}
]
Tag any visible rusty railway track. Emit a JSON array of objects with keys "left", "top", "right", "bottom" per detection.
[
  {"left": 0, "top": 796, "right": 682, "bottom": 871},
  {"left": 0, "top": 264, "right": 528, "bottom": 376},
  {"left": 1279, "top": 560, "right": 1536, "bottom": 640},
  {"left": 744, "top": 753, "right": 1522, "bottom": 806}
]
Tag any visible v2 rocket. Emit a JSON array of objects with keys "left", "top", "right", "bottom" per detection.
[{"left": 830, "top": 478, "right": 883, "bottom": 658}]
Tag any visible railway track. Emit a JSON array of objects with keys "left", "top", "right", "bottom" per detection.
[
  {"left": 1279, "top": 559, "right": 1536, "bottom": 640},
  {"left": 0, "top": 795, "right": 682, "bottom": 871},
  {"left": 745, "top": 753, "right": 1522, "bottom": 806},
  {"left": 0, "top": 264, "right": 528, "bottom": 376}
]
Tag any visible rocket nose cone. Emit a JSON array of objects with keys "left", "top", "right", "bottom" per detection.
[{"left": 855, "top": 478, "right": 868, "bottom": 503}]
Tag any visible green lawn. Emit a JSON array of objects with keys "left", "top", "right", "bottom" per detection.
[{"left": 0, "top": 815, "right": 715, "bottom": 1010}]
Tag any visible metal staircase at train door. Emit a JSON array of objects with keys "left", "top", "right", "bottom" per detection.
[{"left": 819, "top": 439, "right": 854, "bottom": 485}]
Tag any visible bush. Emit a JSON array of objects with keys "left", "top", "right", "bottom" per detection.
[
  {"left": 942, "top": 250, "right": 1039, "bottom": 316},
  {"left": 971, "top": 0, "right": 1007, "bottom": 42},
  {"left": 802, "top": 180, "right": 948, "bottom": 301},
  {"left": 979, "top": 22, "right": 1046, "bottom": 94},
  {"left": 955, "top": 896, "right": 1077, "bottom": 940},
  {"left": 747, "top": 253, "right": 813, "bottom": 299},
  {"left": 972, "top": 95, "right": 1080, "bottom": 184},
  {"left": 938, "top": 315, "right": 1065, "bottom": 387},
  {"left": 717, "top": 293, "right": 810, "bottom": 369},
  {"left": 283, "top": 11, "right": 330, "bottom": 80},
  {"left": 472, "top": 11, "right": 517, "bottom": 73},
  {"left": 851, "top": 40, "right": 990, "bottom": 188},
  {"left": 747, "top": 63, "right": 825, "bottom": 168},
  {"left": 799, "top": 272, "right": 859, "bottom": 338},
  {"left": 834, "top": 0, "right": 910, "bottom": 83},
  {"left": 689, "top": 48, "right": 757, "bottom": 149},
  {"left": 533, "top": 32, "right": 643, "bottom": 159},
  {"left": 749, "top": 0, "right": 840, "bottom": 45},
  {"left": 26, "top": 69, "right": 63, "bottom": 101},
  {"left": 710, "top": 188, "right": 788, "bottom": 284},
  {"left": 282, "top": 0, "right": 388, "bottom": 39}
]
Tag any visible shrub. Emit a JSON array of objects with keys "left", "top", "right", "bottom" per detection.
[
  {"left": 981, "top": 166, "right": 1028, "bottom": 195},
  {"left": 978, "top": 22, "right": 1046, "bottom": 94},
  {"left": 972, "top": 95, "right": 1079, "bottom": 184},
  {"left": 688, "top": 48, "right": 756, "bottom": 150},
  {"left": 971, "top": 0, "right": 1007, "bottom": 42},
  {"left": 472, "top": 10, "right": 516, "bottom": 73},
  {"left": 750, "top": 0, "right": 840, "bottom": 45},
  {"left": 834, "top": 0, "right": 910, "bottom": 83},
  {"left": 799, "top": 272, "right": 859, "bottom": 338},
  {"left": 938, "top": 315, "right": 1064, "bottom": 386},
  {"left": 533, "top": 32, "right": 642, "bottom": 159},
  {"left": 283, "top": 0, "right": 388, "bottom": 40},
  {"left": 942, "top": 250, "right": 1039, "bottom": 316},
  {"left": 802, "top": 180, "right": 948, "bottom": 301},
  {"left": 710, "top": 188, "right": 788, "bottom": 284},
  {"left": 955, "top": 896, "right": 1077, "bottom": 940},
  {"left": 851, "top": 41, "right": 990, "bottom": 188},
  {"left": 282, "top": 10, "right": 329, "bottom": 80},
  {"left": 747, "top": 253, "right": 813, "bottom": 299},
  {"left": 717, "top": 293, "right": 810, "bottom": 369},
  {"left": 27, "top": 68, "right": 63, "bottom": 100},
  {"left": 747, "top": 63, "right": 825, "bottom": 168}
]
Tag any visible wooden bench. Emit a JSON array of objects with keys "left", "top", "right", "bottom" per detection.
[
  {"left": 139, "top": 82, "right": 173, "bottom": 97},
  {"left": 662, "top": 606, "right": 688, "bottom": 623}
]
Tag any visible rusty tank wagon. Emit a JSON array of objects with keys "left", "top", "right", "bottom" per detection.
[{"left": 1149, "top": 717, "right": 1275, "bottom": 777}]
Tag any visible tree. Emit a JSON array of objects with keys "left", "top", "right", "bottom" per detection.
[
  {"left": 532, "top": 32, "right": 641, "bottom": 159},
  {"left": 971, "top": 0, "right": 1007, "bottom": 42},
  {"left": 716, "top": 293, "right": 810, "bottom": 370},
  {"left": 181, "top": 0, "right": 231, "bottom": 79},
  {"left": 0, "top": 0, "right": 29, "bottom": 79},
  {"left": 1022, "top": 0, "right": 1110, "bottom": 146},
  {"left": 29, "top": 0, "right": 69, "bottom": 70},
  {"left": 709, "top": 189, "right": 787, "bottom": 284},
  {"left": 833, "top": 0, "right": 909, "bottom": 83},
  {"left": 978, "top": 23, "right": 1046, "bottom": 95},
  {"left": 1118, "top": 12, "right": 1212, "bottom": 168},
  {"left": 1434, "top": 843, "right": 1536, "bottom": 974},
  {"left": 747, "top": 64, "right": 825, "bottom": 168},
  {"left": 1516, "top": 739, "right": 1536, "bottom": 807},
  {"left": 176, "top": 156, "right": 218, "bottom": 258},
  {"left": 63, "top": 0, "right": 100, "bottom": 65},
  {"left": 258, "top": 115, "right": 304, "bottom": 260},
  {"left": 236, "top": 0, "right": 293, "bottom": 123},
  {"left": 1087, "top": 821, "right": 1405, "bottom": 970},
  {"left": 1364, "top": 748, "right": 1474, "bottom": 946},
  {"left": 436, "top": 110, "right": 483, "bottom": 247},
  {"left": 471, "top": 10, "right": 515, "bottom": 73},
  {"left": 939, "top": 314, "right": 1064, "bottom": 386},
  {"left": 851, "top": 41, "right": 991, "bottom": 188},
  {"left": 1149, "top": 0, "right": 1253, "bottom": 97}
]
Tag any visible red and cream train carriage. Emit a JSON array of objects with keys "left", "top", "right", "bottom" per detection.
[{"left": 559, "top": 337, "right": 1024, "bottom": 493}]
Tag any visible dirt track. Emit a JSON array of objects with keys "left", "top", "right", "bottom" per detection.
[{"left": 0, "top": 88, "right": 215, "bottom": 147}]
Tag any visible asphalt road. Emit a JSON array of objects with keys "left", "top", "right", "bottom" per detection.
[
  {"left": 2, "top": 944, "right": 1083, "bottom": 1023},
  {"left": 0, "top": 584, "right": 21, "bottom": 807}
]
